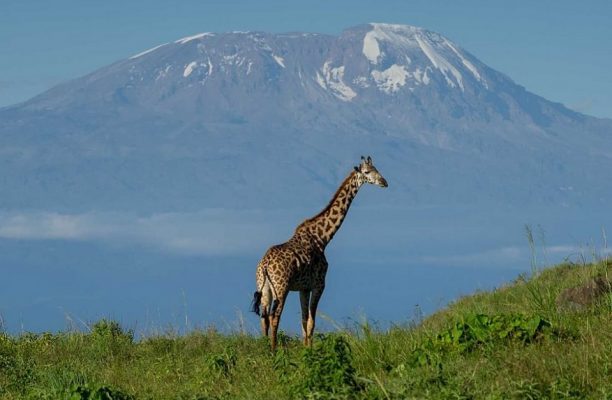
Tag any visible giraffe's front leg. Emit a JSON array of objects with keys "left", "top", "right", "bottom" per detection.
[
  {"left": 306, "top": 286, "right": 324, "bottom": 346},
  {"left": 299, "top": 290, "right": 311, "bottom": 345}
]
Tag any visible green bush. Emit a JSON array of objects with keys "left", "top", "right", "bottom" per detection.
[
  {"left": 90, "top": 320, "right": 133, "bottom": 343},
  {"left": 410, "top": 313, "right": 553, "bottom": 367},
  {"left": 206, "top": 347, "right": 237, "bottom": 377},
  {"left": 0, "top": 343, "right": 37, "bottom": 395},
  {"left": 509, "top": 378, "right": 588, "bottom": 399},
  {"left": 291, "top": 334, "right": 362, "bottom": 399},
  {"left": 88, "top": 319, "right": 134, "bottom": 360}
]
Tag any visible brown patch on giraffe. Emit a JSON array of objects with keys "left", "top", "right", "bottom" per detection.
[{"left": 317, "top": 227, "right": 324, "bottom": 237}]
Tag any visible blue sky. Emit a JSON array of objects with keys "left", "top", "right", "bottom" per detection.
[{"left": 1, "top": 0, "right": 611, "bottom": 118}]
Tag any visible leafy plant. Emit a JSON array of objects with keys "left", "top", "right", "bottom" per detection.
[
  {"left": 291, "top": 334, "right": 362, "bottom": 399},
  {"left": 410, "top": 313, "right": 553, "bottom": 367},
  {"left": 0, "top": 348, "right": 37, "bottom": 394},
  {"left": 272, "top": 348, "right": 297, "bottom": 383},
  {"left": 90, "top": 320, "right": 133, "bottom": 343},
  {"left": 510, "top": 378, "right": 587, "bottom": 399},
  {"left": 89, "top": 319, "right": 134, "bottom": 359},
  {"left": 206, "top": 346, "right": 237, "bottom": 377}
]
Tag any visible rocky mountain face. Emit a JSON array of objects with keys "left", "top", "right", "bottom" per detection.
[{"left": 1, "top": 23, "right": 610, "bottom": 212}]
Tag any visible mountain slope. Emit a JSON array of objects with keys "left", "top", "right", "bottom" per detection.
[{"left": 1, "top": 23, "right": 611, "bottom": 212}]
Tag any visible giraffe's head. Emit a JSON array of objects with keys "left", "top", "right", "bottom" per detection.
[{"left": 354, "top": 156, "right": 388, "bottom": 188}]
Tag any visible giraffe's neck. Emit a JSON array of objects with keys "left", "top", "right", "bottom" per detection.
[{"left": 296, "top": 171, "right": 363, "bottom": 249}]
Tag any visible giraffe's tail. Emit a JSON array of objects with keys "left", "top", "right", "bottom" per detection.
[{"left": 250, "top": 291, "right": 262, "bottom": 316}]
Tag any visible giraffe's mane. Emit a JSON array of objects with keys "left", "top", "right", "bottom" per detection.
[{"left": 296, "top": 170, "right": 356, "bottom": 230}]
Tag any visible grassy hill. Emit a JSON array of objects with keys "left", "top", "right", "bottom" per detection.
[{"left": 1, "top": 259, "right": 610, "bottom": 399}]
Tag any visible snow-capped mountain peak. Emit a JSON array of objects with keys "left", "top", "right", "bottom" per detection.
[
  {"left": 121, "top": 24, "right": 491, "bottom": 102},
  {"left": 361, "top": 22, "right": 486, "bottom": 91}
]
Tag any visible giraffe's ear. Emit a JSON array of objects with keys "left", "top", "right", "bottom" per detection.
[{"left": 354, "top": 166, "right": 359, "bottom": 172}]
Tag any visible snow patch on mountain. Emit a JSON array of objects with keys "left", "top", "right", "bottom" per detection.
[
  {"left": 183, "top": 61, "right": 198, "bottom": 77},
  {"left": 155, "top": 65, "right": 172, "bottom": 81},
  {"left": 175, "top": 32, "right": 215, "bottom": 45},
  {"left": 272, "top": 54, "right": 286, "bottom": 68},
  {"left": 371, "top": 64, "right": 409, "bottom": 93},
  {"left": 414, "top": 67, "right": 431, "bottom": 85},
  {"left": 353, "top": 76, "right": 370, "bottom": 88},
  {"left": 363, "top": 30, "right": 382, "bottom": 63},
  {"left": 444, "top": 40, "right": 487, "bottom": 88},
  {"left": 222, "top": 53, "right": 245, "bottom": 66},
  {"left": 129, "top": 43, "right": 169, "bottom": 60},
  {"left": 317, "top": 61, "right": 357, "bottom": 101},
  {"left": 249, "top": 34, "right": 273, "bottom": 52},
  {"left": 362, "top": 23, "right": 424, "bottom": 64},
  {"left": 207, "top": 58, "right": 213, "bottom": 76},
  {"left": 361, "top": 23, "right": 482, "bottom": 91},
  {"left": 415, "top": 35, "right": 464, "bottom": 90}
]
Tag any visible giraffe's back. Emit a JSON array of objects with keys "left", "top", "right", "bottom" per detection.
[{"left": 256, "top": 234, "right": 327, "bottom": 293}]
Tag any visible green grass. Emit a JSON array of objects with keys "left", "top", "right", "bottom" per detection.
[{"left": 1, "top": 259, "right": 610, "bottom": 399}]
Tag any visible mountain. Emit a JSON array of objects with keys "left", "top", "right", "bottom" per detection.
[{"left": 1, "top": 22, "right": 611, "bottom": 213}]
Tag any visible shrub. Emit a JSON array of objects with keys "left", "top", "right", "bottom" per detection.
[
  {"left": 410, "top": 313, "right": 553, "bottom": 367},
  {"left": 292, "top": 334, "right": 362, "bottom": 399},
  {"left": 0, "top": 342, "right": 37, "bottom": 395},
  {"left": 206, "top": 346, "right": 237, "bottom": 377},
  {"left": 89, "top": 319, "right": 134, "bottom": 360},
  {"left": 90, "top": 320, "right": 133, "bottom": 343}
]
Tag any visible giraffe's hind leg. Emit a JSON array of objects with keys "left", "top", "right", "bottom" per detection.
[
  {"left": 270, "top": 290, "right": 288, "bottom": 352},
  {"left": 260, "top": 280, "right": 273, "bottom": 337}
]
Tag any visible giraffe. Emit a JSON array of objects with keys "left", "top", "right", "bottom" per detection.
[{"left": 251, "top": 156, "right": 388, "bottom": 350}]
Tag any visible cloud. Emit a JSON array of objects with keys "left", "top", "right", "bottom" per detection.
[
  {"left": 0, "top": 213, "right": 86, "bottom": 239},
  {"left": 0, "top": 211, "right": 280, "bottom": 256},
  {"left": 1, "top": 211, "right": 608, "bottom": 264}
]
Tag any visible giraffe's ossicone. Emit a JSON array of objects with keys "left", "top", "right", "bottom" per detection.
[{"left": 251, "top": 156, "right": 388, "bottom": 351}]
